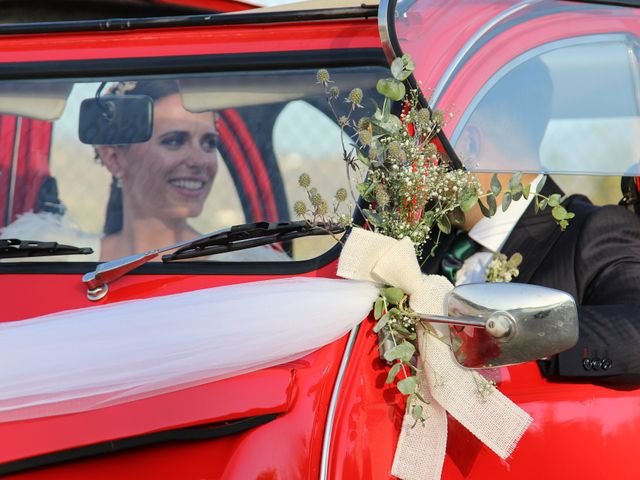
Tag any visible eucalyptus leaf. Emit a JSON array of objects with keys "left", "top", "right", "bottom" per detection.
[
  {"left": 384, "top": 340, "right": 416, "bottom": 363},
  {"left": 411, "top": 404, "right": 424, "bottom": 423},
  {"left": 374, "top": 297, "right": 384, "bottom": 319},
  {"left": 437, "top": 214, "right": 451, "bottom": 234},
  {"left": 376, "top": 78, "right": 406, "bottom": 101},
  {"left": 487, "top": 194, "right": 497, "bottom": 216},
  {"left": 397, "top": 375, "right": 418, "bottom": 395},
  {"left": 390, "top": 58, "right": 405, "bottom": 81},
  {"left": 386, "top": 362, "right": 403, "bottom": 384},
  {"left": 539, "top": 198, "right": 548, "bottom": 210},
  {"left": 401, "top": 53, "right": 416, "bottom": 72},
  {"left": 490, "top": 174, "right": 502, "bottom": 196},
  {"left": 381, "top": 287, "right": 405, "bottom": 305},
  {"left": 548, "top": 193, "right": 562, "bottom": 207},
  {"left": 364, "top": 209, "right": 383, "bottom": 227},
  {"left": 460, "top": 189, "right": 478, "bottom": 212},
  {"left": 451, "top": 207, "right": 465, "bottom": 226},
  {"left": 479, "top": 199, "right": 491, "bottom": 218},
  {"left": 502, "top": 192, "right": 512, "bottom": 212},
  {"left": 535, "top": 175, "right": 547, "bottom": 194},
  {"left": 523, "top": 182, "right": 531, "bottom": 200},
  {"left": 508, "top": 172, "right": 523, "bottom": 193},
  {"left": 373, "top": 313, "right": 389, "bottom": 333},
  {"left": 552, "top": 205, "right": 568, "bottom": 220}
]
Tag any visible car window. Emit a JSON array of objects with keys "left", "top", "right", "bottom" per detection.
[
  {"left": 0, "top": 67, "right": 386, "bottom": 263},
  {"left": 451, "top": 38, "right": 640, "bottom": 176}
]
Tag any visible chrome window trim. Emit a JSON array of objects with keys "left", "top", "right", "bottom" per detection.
[{"left": 319, "top": 324, "right": 361, "bottom": 480}]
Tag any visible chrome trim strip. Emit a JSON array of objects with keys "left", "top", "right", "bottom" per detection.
[
  {"left": 5, "top": 116, "right": 22, "bottom": 225},
  {"left": 378, "top": 0, "right": 397, "bottom": 63},
  {"left": 319, "top": 324, "right": 361, "bottom": 480},
  {"left": 430, "top": 0, "right": 537, "bottom": 108}
]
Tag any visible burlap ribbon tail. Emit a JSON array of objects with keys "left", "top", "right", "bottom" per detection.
[{"left": 337, "top": 229, "right": 532, "bottom": 480}]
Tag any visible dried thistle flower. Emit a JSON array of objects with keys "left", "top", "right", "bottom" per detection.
[
  {"left": 357, "top": 117, "right": 371, "bottom": 130},
  {"left": 316, "top": 201, "right": 329, "bottom": 216},
  {"left": 335, "top": 188, "right": 348, "bottom": 202},
  {"left": 298, "top": 173, "right": 311, "bottom": 188},
  {"left": 338, "top": 115, "right": 349, "bottom": 127},
  {"left": 347, "top": 88, "right": 363, "bottom": 106},
  {"left": 310, "top": 192, "right": 323, "bottom": 207},
  {"left": 316, "top": 69, "right": 331, "bottom": 85},
  {"left": 358, "top": 129, "right": 372, "bottom": 145},
  {"left": 329, "top": 86, "right": 340, "bottom": 98},
  {"left": 294, "top": 201, "right": 307, "bottom": 216}
]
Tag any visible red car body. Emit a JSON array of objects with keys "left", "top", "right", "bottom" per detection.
[{"left": 0, "top": 1, "right": 639, "bottom": 479}]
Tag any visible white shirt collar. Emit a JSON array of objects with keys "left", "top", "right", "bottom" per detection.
[{"left": 468, "top": 175, "right": 544, "bottom": 252}]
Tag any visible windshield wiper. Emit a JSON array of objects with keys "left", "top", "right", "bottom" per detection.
[
  {"left": 82, "top": 221, "right": 344, "bottom": 301},
  {"left": 0, "top": 239, "right": 93, "bottom": 259}
]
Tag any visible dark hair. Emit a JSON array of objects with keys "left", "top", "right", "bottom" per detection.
[
  {"left": 468, "top": 57, "right": 553, "bottom": 164},
  {"left": 102, "top": 79, "right": 181, "bottom": 235}
]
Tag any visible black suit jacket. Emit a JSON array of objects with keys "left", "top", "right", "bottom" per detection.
[{"left": 423, "top": 178, "right": 640, "bottom": 384}]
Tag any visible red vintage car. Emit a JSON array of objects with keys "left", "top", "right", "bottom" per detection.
[{"left": 0, "top": 0, "right": 639, "bottom": 478}]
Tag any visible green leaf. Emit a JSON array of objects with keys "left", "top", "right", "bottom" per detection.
[
  {"left": 390, "top": 58, "right": 405, "bottom": 80},
  {"left": 373, "top": 297, "right": 384, "bottom": 319},
  {"left": 552, "top": 205, "right": 568, "bottom": 221},
  {"left": 539, "top": 198, "right": 548, "bottom": 210},
  {"left": 364, "top": 209, "right": 382, "bottom": 226},
  {"left": 512, "top": 190, "right": 523, "bottom": 201},
  {"left": 479, "top": 199, "right": 491, "bottom": 218},
  {"left": 460, "top": 189, "right": 478, "bottom": 212},
  {"left": 501, "top": 192, "right": 512, "bottom": 212},
  {"left": 559, "top": 219, "right": 569, "bottom": 230},
  {"left": 401, "top": 54, "right": 416, "bottom": 72},
  {"left": 397, "top": 375, "right": 418, "bottom": 395},
  {"left": 380, "top": 287, "right": 405, "bottom": 305},
  {"left": 386, "top": 362, "right": 402, "bottom": 384},
  {"left": 411, "top": 404, "right": 424, "bottom": 423},
  {"left": 384, "top": 341, "right": 416, "bottom": 363},
  {"left": 490, "top": 174, "right": 502, "bottom": 196},
  {"left": 437, "top": 214, "right": 451, "bottom": 234},
  {"left": 523, "top": 182, "right": 531, "bottom": 200},
  {"left": 548, "top": 193, "right": 562, "bottom": 207},
  {"left": 451, "top": 207, "right": 465, "bottom": 226},
  {"left": 373, "top": 313, "right": 389, "bottom": 333},
  {"left": 376, "top": 78, "right": 406, "bottom": 101},
  {"left": 535, "top": 175, "right": 547, "bottom": 194},
  {"left": 487, "top": 194, "right": 497, "bottom": 216},
  {"left": 508, "top": 172, "right": 523, "bottom": 193}
]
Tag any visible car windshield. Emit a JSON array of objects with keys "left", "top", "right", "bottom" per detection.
[
  {"left": 392, "top": 0, "right": 640, "bottom": 176},
  {"left": 0, "top": 67, "right": 386, "bottom": 262}
]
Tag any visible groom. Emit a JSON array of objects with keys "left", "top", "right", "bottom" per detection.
[{"left": 425, "top": 58, "right": 640, "bottom": 384}]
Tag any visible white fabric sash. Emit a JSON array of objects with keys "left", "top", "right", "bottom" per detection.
[
  {"left": 337, "top": 229, "right": 532, "bottom": 480},
  {"left": 0, "top": 277, "right": 378, "bottom": 422}
]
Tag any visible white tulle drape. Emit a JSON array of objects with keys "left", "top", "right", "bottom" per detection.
[{"left": 0, "top": 277, "right": 378, "bottom": 422}]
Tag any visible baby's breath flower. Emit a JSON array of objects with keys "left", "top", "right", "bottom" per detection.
[
  {"left": 335, "top": 188, "right": 348, "bottom": 202},
  {"left": 294, "top": 201, "right": 307, "bottom": 216},
  {"left": 347, "top": 88, "right": 363, "bottom": 106},
  {"left": 316, "top": 69, "right": 331, "bottom": 85},
  {"left": 298, "top": 173, "right": 311, "bottom": 188},
  {"left": 424, "top": 143, "right": 437, "bottom": 158}
]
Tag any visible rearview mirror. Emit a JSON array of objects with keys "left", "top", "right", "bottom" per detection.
[
  {"left": 443, "top": 283, "right": 578, "bottom": 369},
  {"left": 79, "top": 94, "right": 153, "bottom": 145}
]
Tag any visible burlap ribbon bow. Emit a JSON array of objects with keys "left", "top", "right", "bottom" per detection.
[{"left": 337, "top": 228, "right": 532, "bottom": 480}]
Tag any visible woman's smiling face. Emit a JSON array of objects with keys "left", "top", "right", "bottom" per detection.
[{"left": 120, "top": 94, "right": 219, "bottom": 223}]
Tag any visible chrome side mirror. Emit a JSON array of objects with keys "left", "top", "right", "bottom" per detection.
[{"left": 420, "top": 283, "right": 578, "bottom": 368}]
